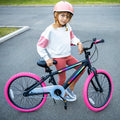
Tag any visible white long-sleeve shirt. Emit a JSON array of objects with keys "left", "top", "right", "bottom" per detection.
[{"left": 37, "top": 23, "right": 80, "bottom": 60}]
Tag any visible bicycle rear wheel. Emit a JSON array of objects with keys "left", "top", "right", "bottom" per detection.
[
  {"left": 83, "top": 69, "right": 113, "bottom": 111},
  {"left": 5, "top": 72, "right": 47, "bottom": 112}
]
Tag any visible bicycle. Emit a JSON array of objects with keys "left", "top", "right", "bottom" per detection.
[{"left": 4, "top": 38, "right": 113, "bottom": 112}]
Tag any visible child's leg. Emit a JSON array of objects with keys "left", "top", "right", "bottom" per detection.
[
  {"left": 66, "top": 55, "right": 85, "bottom": 91},
  {"left": 53, "top": 58, "right": 66, "bottom": 86}
]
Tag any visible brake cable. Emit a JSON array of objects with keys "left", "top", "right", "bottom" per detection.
[{"left": 82, "top": 40, "right": 99, "bottom": 63}]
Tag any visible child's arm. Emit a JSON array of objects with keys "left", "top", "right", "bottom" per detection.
[
  {"left": 77, "top": 42, "right": 83, "bottom": 55},
  {"left": 37, "top": 45, "right": 53, "bottom": 67},
  {"left": 37, "top": 26, "right": 52, "bottom": 65},
  {"left": 37, "top": 43, "right": 49, "bottom": 60},
  {"left": 69, "top": 25, "right": 83, "bottom": 54}
]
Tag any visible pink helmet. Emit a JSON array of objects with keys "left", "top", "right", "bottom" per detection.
[{"left": 53, "top": 1, "right": 74, "bottom": 15}]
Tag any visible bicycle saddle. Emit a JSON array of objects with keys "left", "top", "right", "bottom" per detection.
[{"left": 37, "top": 59, "right": 57, "bottom": 68}]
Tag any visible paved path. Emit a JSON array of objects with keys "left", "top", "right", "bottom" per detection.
[{"left": 0, "top": 6, "right": 120, "bottom": 120}]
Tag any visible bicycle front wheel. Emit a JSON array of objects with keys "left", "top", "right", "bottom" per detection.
[
  {"left": 83, "top": 69, "right": 113, "bottom": 111},
  {"left": 5, "top": 72, "right": 47, "bottom": 112}
]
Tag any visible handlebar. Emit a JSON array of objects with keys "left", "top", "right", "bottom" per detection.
[{"left": 83, "top": 38, "right": 104, "bottom": 51}]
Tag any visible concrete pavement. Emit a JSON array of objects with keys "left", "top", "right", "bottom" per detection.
[
  {"left": 0, "top": 5, "right": 120, "bottom": 120},
  {"left": 0, "top": 26, "right": 30, "bottom": 44}
]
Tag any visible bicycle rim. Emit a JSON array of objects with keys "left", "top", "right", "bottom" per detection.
[
  {"left": 83, "top": 70, "right": 113, "bottom": 111},
  {"left": 5, "top": 73, "right": 47, "bottom": 112}
]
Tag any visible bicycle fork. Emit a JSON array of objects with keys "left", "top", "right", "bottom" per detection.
[{"left": 88, "top": 67, "right": 103, "bottom": 92}]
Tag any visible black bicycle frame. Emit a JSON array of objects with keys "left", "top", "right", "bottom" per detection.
[
  {"left": 24, "top": 59, "right": 89, "bottom": 96},
  {"left": 24, "top": 50, "right": 101, "bottom": 97},
  {"left": 44, "top": 58, "right": 91, "bottom": 89},
  {"left": 57, "top": 60, "right": 88, "bottom": 89}
]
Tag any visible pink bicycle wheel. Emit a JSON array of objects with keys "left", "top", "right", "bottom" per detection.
[
  {"left": 83, "top": 69, "right": 113, "bottom": 111},
  {"left": 5, "top": 72, "right": 47, "bottom": 112}
]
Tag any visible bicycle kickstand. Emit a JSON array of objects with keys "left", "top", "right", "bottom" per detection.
[
  {"left": 59, "top": 95, "right": 68, "bottom": 110},
  {"left": 64, "top": 100, "right": 67, "bottom": 110},
  {"left": 53, "top": 98, "right": 56, "bottom": 104}
]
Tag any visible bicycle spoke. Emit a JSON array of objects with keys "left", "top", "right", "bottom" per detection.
[
  {"left": 87, "top": 73, "right": 111, "bottom": 108},
  {"left": 7, "top": 75, "right": 47, "bottom": 110}
]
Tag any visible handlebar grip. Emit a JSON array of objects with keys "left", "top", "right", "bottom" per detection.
[{"left": 94, "top": 39, "right": 104, "bottom": 44}]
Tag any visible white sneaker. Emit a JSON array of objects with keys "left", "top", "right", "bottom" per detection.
[
  {"left": 64, "top": 95, "right": 77, "bottom": 102},
  {"left": 66, "top": 87, "right": 77, "bottom": 99}
]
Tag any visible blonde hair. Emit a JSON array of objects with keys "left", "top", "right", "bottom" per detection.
[{"left": 54, "top": 11, "right": 72, "bottom": 31}]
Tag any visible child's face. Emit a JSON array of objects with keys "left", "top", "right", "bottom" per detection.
[{"left": 58, "top": 12, "right": 71, "bottom": 26}]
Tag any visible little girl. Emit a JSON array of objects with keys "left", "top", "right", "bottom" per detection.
[{"left": 37, "top": 1, "right": 85, "bottom": 101}]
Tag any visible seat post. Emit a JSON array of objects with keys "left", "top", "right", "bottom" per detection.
[{"left": 45, "top": 67, "right": 52, "bottom": 73}]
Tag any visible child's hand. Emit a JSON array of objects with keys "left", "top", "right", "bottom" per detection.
[
  {"left": 77, "top": 42, "right": 83, "bottom": 55},
  {"left": 46, "top": 59, "right": 53, "bottom": 67}
]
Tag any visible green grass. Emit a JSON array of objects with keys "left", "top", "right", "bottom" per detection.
[
  {"left": 0, "top": 27, "right": 19, "bottom": 38},
  {"left": 0, "top": 0, "right": 120, "bottom": 5}
]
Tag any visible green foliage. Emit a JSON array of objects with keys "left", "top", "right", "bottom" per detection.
[
  {"left": 0, "top": 27, "right": 19, "bottom": 38},
  {"left": 0, "top": 0, "right": 120, "bottom": 5}
]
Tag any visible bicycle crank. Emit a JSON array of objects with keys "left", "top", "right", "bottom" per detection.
[{"left": 29, "top": 85, "right": 65, "bottom": 100}]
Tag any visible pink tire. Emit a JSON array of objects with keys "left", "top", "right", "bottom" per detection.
[
  {"left": 83, "top": 69, "right": 113, "bottom": 111},
  {"left": 5, "top": 72, "right": 47, "bottom": 112}
]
